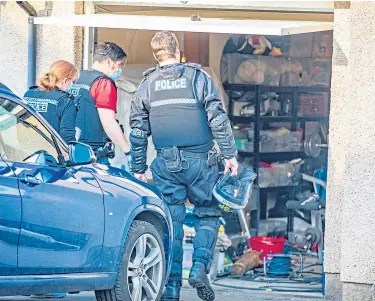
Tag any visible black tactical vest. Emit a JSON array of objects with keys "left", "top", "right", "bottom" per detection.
[
  {"left": 146, "top": 64, "right": 213, "bottom": 151},
  {"left": 24, "top": 87, "right": 72, "bottom": 134},
  {"left": 70, "top": 70, "right": 115, "bottom": 150}
]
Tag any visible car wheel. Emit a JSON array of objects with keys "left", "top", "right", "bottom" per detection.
[{"left": 95, "top": 220, "right": 165, "bottom": 301}]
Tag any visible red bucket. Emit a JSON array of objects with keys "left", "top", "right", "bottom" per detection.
[{"left": 249, "top": 237, "right": 286, "bottom": 260}]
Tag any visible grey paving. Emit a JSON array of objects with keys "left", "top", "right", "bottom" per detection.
[{"left": 0, "top": 287, "right": 323, "bottom": 301}]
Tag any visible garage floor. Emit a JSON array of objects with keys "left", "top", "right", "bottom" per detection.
[
  {"left": 0, "top": 291, "right": 321, "bottom": 301},
  {"left": 0, "top": 282, "right": 323, "bottom": 301}
]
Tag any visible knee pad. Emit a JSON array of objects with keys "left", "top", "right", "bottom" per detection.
[{"left": 193, "top": 206, "right": 222, "bottom": 219}]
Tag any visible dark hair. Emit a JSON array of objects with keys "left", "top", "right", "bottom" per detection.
[{"left": 93, "top": 41, "right": 127, "bottom": 63}]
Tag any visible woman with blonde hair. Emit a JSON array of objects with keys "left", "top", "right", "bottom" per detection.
[{"left": 24, "top": 60, "right": 79, "bottom": 143}]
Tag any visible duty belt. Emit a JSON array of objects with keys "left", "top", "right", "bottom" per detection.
[
  {"left": 157, "top": 148, "right": 220, "bottom": 167},
  {"left": 157, "top": 149, "right": 208, "bottom": 159}
]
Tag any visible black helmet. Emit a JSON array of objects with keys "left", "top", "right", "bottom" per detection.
[{"left": 213, "top": 163, "right": 257, "bottom": 212}]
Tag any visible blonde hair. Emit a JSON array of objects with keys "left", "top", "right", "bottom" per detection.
[
  {"left": 38, "top": 60, "right": 78, "bottom": 91},
  {"left": 151, "top": 31, "right": 179, "bottom": 62}
]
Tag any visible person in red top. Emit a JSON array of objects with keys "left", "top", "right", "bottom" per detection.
[{"left": 72, "top": 41, "right": 131, "bottom": 166}]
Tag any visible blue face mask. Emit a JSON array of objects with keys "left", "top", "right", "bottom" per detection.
[{"left": 110, "top": 69, "right": 121, "bottom": 80}]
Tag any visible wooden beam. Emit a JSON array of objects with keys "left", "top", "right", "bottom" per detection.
[{"left": 334, "top": 2, "right": 350, "bottom": 9}]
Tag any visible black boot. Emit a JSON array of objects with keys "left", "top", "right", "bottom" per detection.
[
  {"left": 188, "top": 262, "right": 215, "bottom": 301},
  {"left": 160, "top": 280, "right": 181, "bottom": 301}
]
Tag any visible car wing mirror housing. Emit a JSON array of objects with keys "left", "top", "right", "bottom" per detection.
[{"left": 68, "top": 142, "right": 96, "bottom": 166}]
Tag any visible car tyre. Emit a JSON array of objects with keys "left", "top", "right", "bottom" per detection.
[{"left": 95, "top": 220, "right": 165, "bottom": 301}]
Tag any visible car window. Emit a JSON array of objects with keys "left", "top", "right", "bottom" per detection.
[
  {"left": 56, "top": 138, "right": 69, "bottom": 162},
  {"left": 0, "top": 97, "right": 59, "bottom": 166}
]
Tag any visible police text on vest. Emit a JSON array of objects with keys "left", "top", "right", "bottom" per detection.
[{"left": 154, "top": 78, "right": 187, "bottom": 91}]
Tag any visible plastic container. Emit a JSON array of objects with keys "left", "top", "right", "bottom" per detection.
[
  {"left": 235, "top": 139, "right": 253, "bottom": 152},
  {"left": 312, "top": 31, "right": 333, "bottom": 58},
  {"left": 249, "top": 129, "right": 303, "bottom": 153},
  {"left": 280, "top": 57, "right": 313, "bottom": 87},
  {"left": 227, "top": 53, "right": 281, "bottom": 86},
  {"left": 250, "top": 237, "right": 286, "bottom": 260},
  {"left": 298, "top": 92, "right": 329, "bottom": 116},
  {"left": 288, "top": 33, "right": 313, "bottom": 58},
  {"left": 274, "top": 130, "right": 303, "bottom": 152},
  {"left": 258, "top": 162, "right": 298, "bottom": 188},
  {"left": 233, "top": 127, "right": 249, "bottom": 139},
  {"left": 312, "top": 59, "right": 332, "bottom": 87}
]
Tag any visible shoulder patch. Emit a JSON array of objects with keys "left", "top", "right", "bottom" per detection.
[
  {"left": 143, "top": 67, "right": 157, "bottom": 77},
  {"left": 185, "top": 62, "right": 202, "bottom": 70}
]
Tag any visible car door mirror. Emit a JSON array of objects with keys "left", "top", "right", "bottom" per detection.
[{"left": 68, "top": 142, "right": 96, "bottom": 166}]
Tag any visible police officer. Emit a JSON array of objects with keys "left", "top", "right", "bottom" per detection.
[
  {"left": 24, "top": 60, "right": 78, "bottom": 143},
  {"left": 24, "top": 60, "right": 78, "bottom": 300},
  {"left": 69, "top": 41, "right": 131, "bottom": 165},
  {"left": 130, "top": 31, "right": 239, "bottom": 301}
]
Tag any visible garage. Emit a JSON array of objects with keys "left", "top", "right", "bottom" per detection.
[{"left": 31, "top": 1, "right": 334, "bottom": 298}]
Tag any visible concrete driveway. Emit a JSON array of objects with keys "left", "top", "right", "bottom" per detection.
[{"left": 0, "top": 287, "right": 322, "bottom": 301}]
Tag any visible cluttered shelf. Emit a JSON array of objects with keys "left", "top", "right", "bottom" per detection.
[
  {"left": 238, "top": 151, "right": 305, "bottom": 161},
  {"left": 231, "top": 115, "right": 328, "bottom": 124},
  {"left": 223, "top": 83, "right": 331, "bottom": 93}
]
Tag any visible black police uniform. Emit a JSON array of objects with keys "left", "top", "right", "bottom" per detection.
[
  {"left": 129, "top": 63, "right": 238, "bottom": 291},
  {"left": 24, "top": 87, "right": 77, "bottom": 143},
  {"left": 69, "top": 70, "right": 116, "bottom": 153}
]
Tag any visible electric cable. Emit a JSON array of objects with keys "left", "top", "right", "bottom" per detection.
[
  {"left": 211, "top": 253, "right": 323, "bottom": 293},
  {"left": 267, "top": 256, "right": 293, "bottom": 277}
]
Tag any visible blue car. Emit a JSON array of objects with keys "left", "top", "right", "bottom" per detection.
[{"left": 0, "top": 86, "right": 173, "bottom": 301}]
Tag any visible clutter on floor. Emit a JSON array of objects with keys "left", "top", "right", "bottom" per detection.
[{"left": 182, "top": 30, "right": 331, "bottom": 297}]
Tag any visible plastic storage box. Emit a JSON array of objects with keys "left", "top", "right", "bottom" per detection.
[
  {"left": 288, "top": 33, "right": 313, "bottom": 58},
  {"left": 312, "top": 31, "right": 333, "bottom": 58},
  {"left": 280, "top": 57, "right": 313, "bottom": 87},
  {"left": 298, "top": 92, "right": 329, "bottom": 116},
  {"left": 227, "top": 53, "right": 282, "bottom": 86},
  {"left": 250, "top": 237, "right": 286, "bottom": 259},
  {"left": 312, "top": 59, "right": 332, "bottom": 87},
  {"left": 247, "top": 129, "right": 303, "bottom": 153},
  {"left": 258, "top": 162, "right": 299, "bottom": 188}
]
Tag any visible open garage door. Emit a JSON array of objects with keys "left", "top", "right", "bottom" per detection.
[{"left": 33, "top": 14, "right": 333, "bottom": 36}]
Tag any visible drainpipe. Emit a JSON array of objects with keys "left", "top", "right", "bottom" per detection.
[
  {"left": 27, "top": 17, "right": 36, "bottom": 88},
  {"left": 16, "top": 1, "right": 37, "bottom": 88},
  {"left": 83, "top": 2, "right": 96, "bottom": 69}
]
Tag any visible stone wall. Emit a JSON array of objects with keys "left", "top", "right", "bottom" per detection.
[
  {"left": 325, "top": 1, "right": 375, "bottom": 300},
  {"left": 0, "top": 1, "right": 83, "bottom": 96}
]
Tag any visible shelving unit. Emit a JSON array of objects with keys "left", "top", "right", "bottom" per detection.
[{"left": 223, "top": 83, "right": 330, "bottom": 234}]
